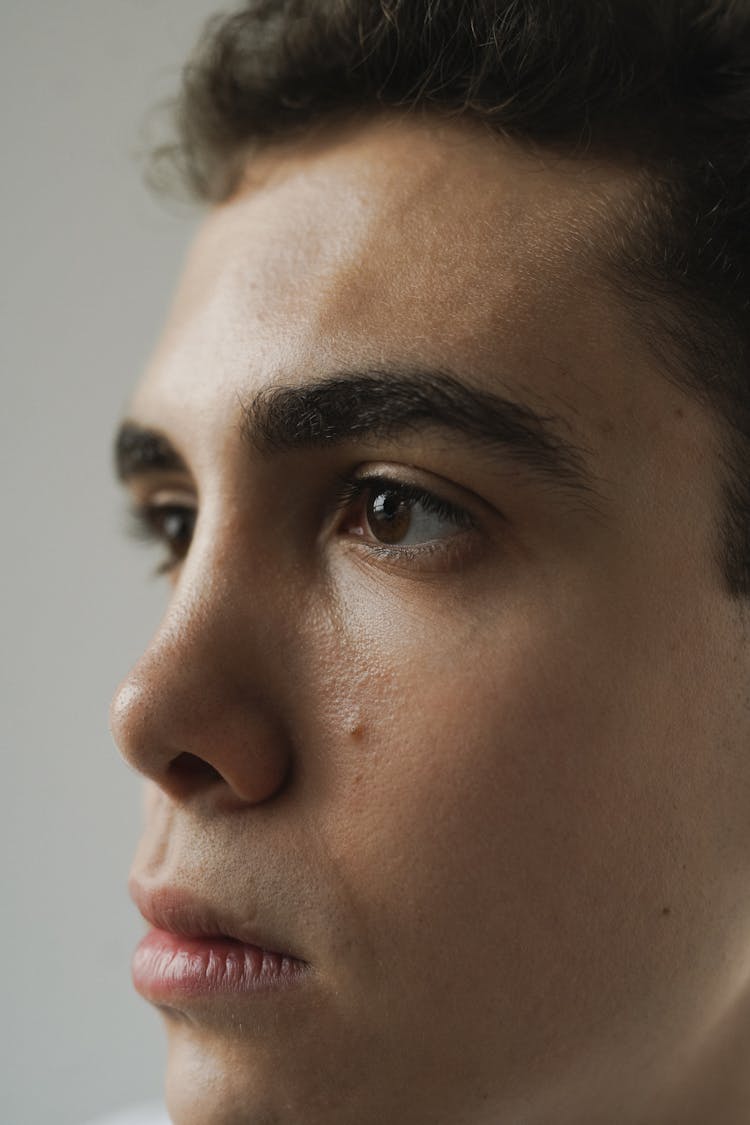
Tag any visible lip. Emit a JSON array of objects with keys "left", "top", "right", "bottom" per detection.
[{"left": 129, "top": 880, "right": 308, "bottom": 1001}]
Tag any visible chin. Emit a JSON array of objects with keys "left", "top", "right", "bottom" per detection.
[
  {"left": 164, "top": 1024, "right": 285, "bottom": 1125},
  {"left": 160, "top": 1007, "right": 475, "bottom": 1125},
  {"left": 162, "top": 1011, "right": 371, "bottom": 1125}
]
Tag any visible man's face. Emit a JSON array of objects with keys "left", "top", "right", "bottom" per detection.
[{"left": 112, "top": 117, "right": 750, "bottom": 1125}]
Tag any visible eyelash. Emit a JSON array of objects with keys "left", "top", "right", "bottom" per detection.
[
  {"left": 127, "top": 473, "right": 475, "bottom": 575},
  {"left": 331, "top": 473, "right": 474, "bottom": 556},
  {"left": 126, "top": 502, "right": 197, "bottom": 576}
]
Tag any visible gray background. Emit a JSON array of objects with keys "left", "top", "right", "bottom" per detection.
[{"left": 1, "top": 3, "right": 219, "bottom": 1122}]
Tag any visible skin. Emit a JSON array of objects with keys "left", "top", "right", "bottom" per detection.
[{"left": 111, "top": 116, "right": 750, "bottom": 1125}]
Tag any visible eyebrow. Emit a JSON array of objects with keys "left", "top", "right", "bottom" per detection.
[
  {"left": 115, "top": 422, "right": 188, "bottom": 481},
  {"left": 115, "top": 367, "right": 604, "bottom": 507},
  {"left": 244, "top": 368, "right": 604, "bottom": 503}
]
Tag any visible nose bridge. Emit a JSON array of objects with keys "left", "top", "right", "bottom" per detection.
[
  {"left": 110, "top": 559, "right": 292, "bottom": 806},
  {"left": 140, "top": 551, "right": 262, "bottom": 698}
]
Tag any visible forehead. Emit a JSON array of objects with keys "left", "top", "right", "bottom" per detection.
[{"left": 134, "top": 116, "right": 646, "bottom": 432}]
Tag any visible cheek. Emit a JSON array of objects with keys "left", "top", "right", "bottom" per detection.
[
  {"left": 303, "top": 581, "right": 619, "bottom": 944},
  {"left": 308, "top": 566, "right": 725, "bottom": 905},
  {"left": 312, "top": 578, "right": 617, "bottom": 843},
  {"left": 303, "top": 581, "right": 741, "bottom": 1049}
]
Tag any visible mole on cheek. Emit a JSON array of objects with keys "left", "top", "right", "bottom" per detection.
[{"left": 345, "top": 708, "right": 366, "bottom": 740}]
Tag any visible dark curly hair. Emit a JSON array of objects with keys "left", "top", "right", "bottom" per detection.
[{"left": 154, "top": 0, "right": 750, "bottom": 597}]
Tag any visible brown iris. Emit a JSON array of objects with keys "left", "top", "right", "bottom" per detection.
[{"left": 367, "top": 487, "right": 412, "bottom": 544}]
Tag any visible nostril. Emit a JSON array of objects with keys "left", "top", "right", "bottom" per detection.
[{"left": 168, "top": 752, "right": 223, "bottom": 787}]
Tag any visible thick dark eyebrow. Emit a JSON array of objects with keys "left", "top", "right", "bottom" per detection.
[
  {"left": 114, "top": 421, "right": 188, "bottom": 482},
  {"left": 114, "top": 368, "right": 604, "bottom": 509},
  {"left": 240, "top": 368, "right": 604, "bottom": 506}
]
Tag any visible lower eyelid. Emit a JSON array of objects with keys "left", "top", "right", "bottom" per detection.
[{"left": 340, "top": 526, "right": 483, "bottom": 578}]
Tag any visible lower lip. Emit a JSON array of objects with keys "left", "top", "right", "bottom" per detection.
[{"left": 132, "top": 928, "right": 306, "bottom": 1002}]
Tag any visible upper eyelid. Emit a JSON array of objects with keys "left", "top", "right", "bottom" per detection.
[
  {"left": 141, "top": 492, "right": 196, "bottom": 506},
  {"left": 357, "top": 473, "right": 499, "bottom": 532},
  {"left": 122, "top": 471, "right": 198, "bottom": 505},
  {"left": 329, "top": 472, "right": 473, "bottom": 525},
  {"left": 126, "top": 490, "right": 197, "bottom": 525},
  {"left": 337, "top": 466, "right": 475, "bottom": 504},
  {"left": 126, "top": 498, "right": 193, "bottom": 531},
  {"left": 353, "top": 475, "right": 472, "bottom": 515}
]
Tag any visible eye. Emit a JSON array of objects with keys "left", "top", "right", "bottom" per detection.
[
  {"left": 336, "top": 475, "right": 474, "bottom": 550},
  {"left": 127, "top": 497, "right": 197, "bottom": 574}
]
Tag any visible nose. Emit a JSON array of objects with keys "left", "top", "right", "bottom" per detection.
[{"left": 110, "top": 580, "right": 293, "bottom": 807}]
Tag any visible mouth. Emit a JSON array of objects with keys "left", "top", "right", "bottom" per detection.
[{"left": 129, "top": 880, "right": 308, "bottom": 1002}]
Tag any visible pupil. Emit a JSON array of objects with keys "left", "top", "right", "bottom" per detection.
[
  {"left": 164, "top": 510, "right": 189, "bottom": 542},
  {"left": 368, "top": 488, "right": 412, "bottom": 544}
]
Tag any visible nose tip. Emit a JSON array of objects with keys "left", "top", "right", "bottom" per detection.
[
  {"left": 109, "top": 678, "right": 145, "bottom": 754},
  {"left": 110, "top": 648, "right": 292, "bottom": 807}
]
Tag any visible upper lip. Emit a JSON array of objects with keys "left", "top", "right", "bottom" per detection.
[{"left": 129, "top": 877, "right": 303, "bottom": 961}]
